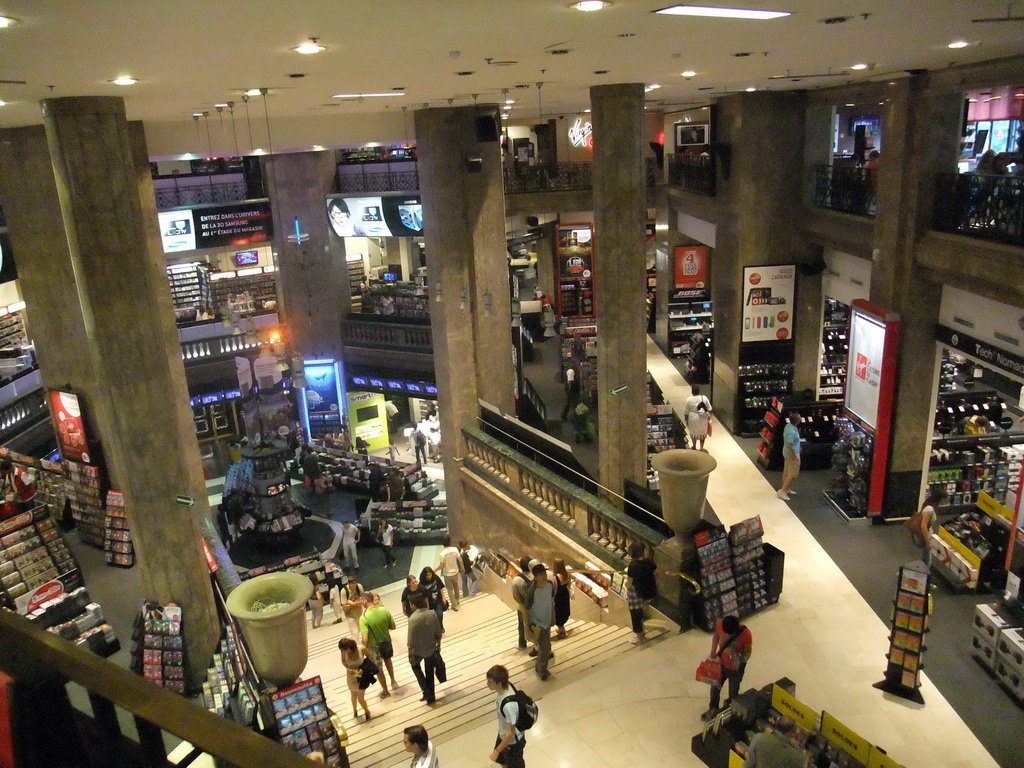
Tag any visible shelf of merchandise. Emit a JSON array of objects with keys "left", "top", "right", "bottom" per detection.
[
  {"left": 645, "top": 373, "right": 686, "bottom": 490},
  {"left": 270, "top": 676, "right": 346, "bottom": 766},
  {"left": 103, "top": 490, "right": 134, "bottom": 568},
  {"left": 823, "top": 417, "right": 874, "bottom": 520},
  {"left": 131, "top": 602, "right": 186, "bottom": 694},
  {"left": 928, "top": 435, "right": 1024, "bottom": 513},
  {"left": 668, "top": 299, "right": 713, "bottom": 384},
  {"left": 560, "top": 321, "right": 598, "bottom": 407},
  {"left": 818, "top": 299, "right": 849, "bottom": 401},
  {"left": 210, "top": 271, "right": 277, "bottom": 316},
  {"left": 757, "top": 399, "right": 840, "bottom": 471},
  {"left": 0, "top": 505, "right": 80, "bottom": 610},
  {"left": 933, "top": 387, "right": 1007, "bottom": 437},
  {"left": 736, "top": 362, "right": 793, "bottom": 437},
  {"left": 64, "top": 460, "right": 106, "bottom": 548},
  {"left": 363, "top": 282, "right": 430, "bottom": 318},
  {"left": 0, "top": 310, "right": 27, "bottom": 349},
  {"left": 364, "top": 499, "right": 448, "bottom": 543},
  {"left": 347, "top": 255, "right": 365, "bottom": 311},
  {"left": 167, "top": 263, "right": 213, "bottom": 315},
  {"left": 309, "top": 445, "right": 440, "bottom": 502},
  {"left": 929, "top": 494, "right": 1010, "bottom": 592}
]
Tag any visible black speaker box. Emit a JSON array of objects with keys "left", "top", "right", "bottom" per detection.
[{"left": 475, "top": 113, "right": 499, "bottom": 142}]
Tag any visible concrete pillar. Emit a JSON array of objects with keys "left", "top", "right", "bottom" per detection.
[
  {"left": 263, "top": 151, "right": 347, "bottom": 361},
  {"left": 869, "top": 78, "right": 962, "bottom": 512},
  {"left": 415, "top": 105, "right": 514, "bottom": 534},
  {"left": 591, "top": 83, "right": 649, "bottom": 498},
  {"left": 0, "top": 97, "right": 218, "bottom": 685}
]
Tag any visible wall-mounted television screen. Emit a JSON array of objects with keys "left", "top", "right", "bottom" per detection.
[
  {"left": 235, "top": 250, "right": 259, "bottom": 266},
  {"left": 356, "top": 404, "right": 379, "bottom": 422},
  {"left": 675, "top": 123, "right": 709, "bottom": 147}
]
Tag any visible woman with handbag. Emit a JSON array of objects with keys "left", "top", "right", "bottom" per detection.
[
  {"left": 683, "top": 385, "right": 713, "bottom": 452},
  {"left": 419, "top": 566, "right": 448, "bottom": 632},
  {"left": 907, "top": 487, "right": 947, "bottom": 567},
  {"left": 338, "top": 638, "right": 373, "bottom": 721},
  {"left": 703, "top": 615, "right": 753, "bottom": 720}
]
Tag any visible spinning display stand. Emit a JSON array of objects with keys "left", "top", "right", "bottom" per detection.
[{"left": 874, "top": 565, "right": 931, "bottom": 704}]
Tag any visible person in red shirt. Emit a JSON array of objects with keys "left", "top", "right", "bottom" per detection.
[{"left": 703, "top": 615, "right": 753, "bottom": 720}]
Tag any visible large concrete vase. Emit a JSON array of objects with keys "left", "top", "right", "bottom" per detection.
[
  {"left": 225, "top": 571, "right": 313, "bottom": 688},
  {"left": 651, "top": 449, "right": 717, "bottom": 540}
]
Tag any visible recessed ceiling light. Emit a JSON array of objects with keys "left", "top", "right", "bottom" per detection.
[
  {"left": 745, "top": 86, "right": 757, "bottom": 92},
  {"left": 845, "top": 103, "right": 855, "bottom": 107},
  {"left": 584, "top": 108, "right": 592, "bottom": 113},
  {"left": 681, "top": 70, "right": 697, "bottom": 77},
  {"left": 505, "top": 99, "right": 515, "bottom": 104},
  {"left": 572, "top": 1, "right": 611, "bottom": 11},
  {"left": 193, "top": 112, "right": 204, "bottom": 117},
  {"left": 968, "top": 98, "right": 978, "bottom": 103},
  {"left": 294, "top": 39, "right": 325, "bottom": 55},
  {"left": 645, "top": 84, "right": 661, "bottom": 92},
  {"left": 245, "top": 89, "right": 262, "bottom": 97},
  {"left": 655, "top": 5, "right": 791, "bottom": 20},
  {"left": 0, "top": 16, "right": 19, "bottom": 28},
  {"left": 111, "top": 77, "right": 137, "bottom": 86},
  {"left": 948, "top": 40, "right": 969, "bottom": 49},
  {"left": 850, "top": 63, "right": 868, "bottom": 70},
  {"left": 332, "top": 92, "right": 405, "bottom": 98},
  {"left": 0, "top": 101, "right": 7, "bottom": 107}
]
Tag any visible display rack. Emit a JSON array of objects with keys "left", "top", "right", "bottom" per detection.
[
  {"left": 736, "top": 362, "right": 793, "bottom": 436},
  {"left": 308, "top": 446, "right": 440, "bottom": 501},
  {"left": 103, "top": 489, "right": 134, "bottom": 568},
  {"left": 929, "top": 492, "right": 1010, "bottom": 592},
  {"left": 363, "top": 499, "right": 448, "bottom": 543},
  {"left": 668, "top": 298, "right": 713, "bottom": 381},
  {"left": 928, "top": 434, "right": 1024, "bottom": 513},
  {"left": 347, "top": 254, "right": 366, "bottom": 311},
  {"left": 0, "top": 506, "right": 81, "bottom": 611},
  {"left": 362, "top": 282, "right": 429, "bottom": 318},
  {"left": 646, "top": 374, "right": 686, "bottom": 490},
  {"left": 693, "top": 528, "right": 737, "bottom": 630},
  {"left": 0, "top": 309, "right": 27, "bottom": 348},
  {"left": 757, "top": 399, "right": 839, "bottom": 472},
  {"left": 270, "top": 676, "right": 345, "bottom": 767},
  {"left": 818, "top": 298, "right": 849, "bottom": 400},
  {"left": 823, "top": 417, "right": 874, "bottom": 520},
  {"left": 560, "top": 321, "right": 597, "bottom": 407},
  {"left": 728, "top": 517, "right": 770, "bottom": 618},
  {"left": 227, "top": 445, "right": 306, "bottom": 546},
  {"left": 210, "top": 270, "right": 277, "bottom": 317},
  {"left": 167, "top": 262, "right": 213, "bottom": 318},
  {"left": 874, "top": 565, "right": 931, "bottom": 704},
  {"left": 64, "top": 460, "right": 106, "bottom": 548},
  {"left": 130, "top": 601, "right": 186, "bottom": 694}
]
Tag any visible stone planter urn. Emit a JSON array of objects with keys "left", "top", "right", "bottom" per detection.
[
  {"left": 225, "top": 571, "right": 313, "bottom": 688},
  {"left": 650, "top": 449, "right": 717, "bottom": 540}
]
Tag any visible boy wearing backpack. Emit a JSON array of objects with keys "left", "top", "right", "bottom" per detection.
[{"left": 486, "top": 664, "right": 537, "bottom": 767}]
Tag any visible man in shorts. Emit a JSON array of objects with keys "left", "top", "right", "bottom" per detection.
[{"left": 776, "top": 412, "right": 802, "bottom": 501}]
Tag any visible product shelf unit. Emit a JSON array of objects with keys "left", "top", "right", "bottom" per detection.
[
  {"left": 823, "top": 416, "right": 874, "bottom": 520},
  {"left": 560, "top": 321, "right": 598, "bottom": 408},
  {"left": 928, "top": 435, "right": 1024, "bottom": 513},
  {"left": 645, "top": 375, "right": 686, "bottom": 487},
  {"left": 167, "top": 262, "right": 213, "bottom": 319},
  {"left": 210, "top": 271, "right": 278, "bottom": 317},
  {"left": 130, "top": 602, "right": 186, "bottom": 694},
  {"left": 103, "top": 490, "right": 135, "bottom": 568},
  {"left": 874, "top": 565, "right": 931, "bottom": 703},
  {"left": 734, "top": 342, "right": 794, "bottom": 436},
  {"left": 817, "top": 299, "right": 849, "bottom": 401},
  {"left": 309, "top": 445, "right": 440, "bottom": 502},
  {"left": 0, "top": 505, "right": 81, "bottom": 611},
  {"left": 757, "top": 399, "right": 839, "bottom": 471},
  {"left": 929, "top": 492, "right": 1010, "bottom": 592},
  {"left": 667, "top": 298, "right": 713, "bottom": 385},
  {"left": 364, "top": 499, "right": 448, "bottom": 544},
  {"left": 271, "top": 676, "right": 346, "bottom": 766}
]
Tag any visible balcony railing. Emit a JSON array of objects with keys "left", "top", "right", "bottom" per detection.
[
  {"left": 341, "top": 316, "right": 433, "bottom": 353},
  {"left": 154, "top": 179, "right": 263, "bottom": 209},
  {"left": 503, "top": 158, "right": 659, "bottom": 195},
  {"left": 462, "top": 426, "right": 665, "bottom": 565},
  {"left": 667, "top": 155, "right": 716, "bottom": 196},
  {"left": 934, "top": 172, "right": 1024, "bottom": 247},
  {"left": 337, "top": 169, "right": 420, "bottom": 193},
  {"left": 0, "top": 609, "right": 311, "bottom": 768},
  {"left": 812, "top": 164, "right": 877, "bottom": 217}
]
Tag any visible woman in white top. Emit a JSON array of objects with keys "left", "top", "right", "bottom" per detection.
[
  {"left": 403, "top": 725, "right": 439, "bottom": 768},
  {"left": 911, "top": 487, "right": 947, "bottom": 567},
  {"left": 683, "top": 385, "right": 713, "bottom": 451}
]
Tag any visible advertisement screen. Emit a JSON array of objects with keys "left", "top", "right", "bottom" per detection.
[
  {"left": 304, "top": 364, "right": 340, "bottom": 414},
  {"left": 845, "top": 308, "right": 887, "bottom": 430},
  {"left": 235, "top": 250, "right": 259, "bottom": 266},
  {"left": 158, "top": 203, "right": 273, "bottom": 254},
  {"left": 326, "top": 195, "right": 423, "bottom": 238},
  {"left": 48, "top": 390, "right": 90, "bottom": 463},
  {"left": 741, "top": 265, "right": 795, "bottom": 342},
  {"left": 674, "top": 245, "right": 708, "bottom": 292}
]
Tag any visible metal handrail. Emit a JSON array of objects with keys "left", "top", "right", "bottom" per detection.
[
  {"left": 667, "top": 155, "right": 716, "bottom": 196},
  {"left": 811, "top": 164, "right": 876, "bottom": 217},
  {"left": 0, "top": 609, "right": 310, "bottom": 768},
  {"left": 933, "top": 171, "right": 1024, "bottom": 247}
]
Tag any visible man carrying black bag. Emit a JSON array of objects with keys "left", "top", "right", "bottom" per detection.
[{"left": 407, "top": 592, "right": 443, "bottom": 704}]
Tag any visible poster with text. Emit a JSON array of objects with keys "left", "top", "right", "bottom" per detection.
[
  {"left": 845, "top": 307, "right": 887, "bottom": 430},
  {"left": 48, "top": 390, "right": 90, "bottom": 463},
  {"left": 557, "top": 223, "right": 595, "bottom": 318},
  {"left": 741, "top": 265, "right": 795, "bottom": 342},
  {"left": 674, "top": 245, "right": 708, "bottom": 292}
]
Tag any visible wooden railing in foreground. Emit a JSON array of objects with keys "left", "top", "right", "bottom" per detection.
[
  {"left": 462, "top": 426, "right": 665, "bottom": 566},
  {"left": 0, "top": 609, "right": 310, "bottom": 768}
]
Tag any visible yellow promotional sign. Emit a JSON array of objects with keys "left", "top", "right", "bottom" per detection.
[
  {"left": 728, "top": 749, "right": 744, "bottom": 768},
  {"left": 771, "top": 685, "right": 817, "bottom": 731},
  {"left": 977, "top": 491, "right": 1013, "bottom": 524},
  {"left": 820, "top": 712, "right": 872, "bottom": 764},
  {"left": 867, "top": 746, "right": 903, "bottom": 768}
]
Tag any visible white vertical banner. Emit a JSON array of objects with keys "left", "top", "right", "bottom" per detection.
[
  {"left": 741, "top": 265, "right": 796, "bottom": 342},
  {"left": 845, "top": 308, "right": 887, "bottom": 429}
]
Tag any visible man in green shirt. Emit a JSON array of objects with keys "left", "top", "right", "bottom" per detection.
[{"left": 360, "top": 591, "right": 398, "bottom": 696}]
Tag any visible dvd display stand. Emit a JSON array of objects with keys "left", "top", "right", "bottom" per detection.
[
  {"left": 271, "top": 676, "right": 346, "bottom": 766},
  {"left": 874, "top": 565, "right": 931, "bottom": 704},
  {"left": 103, "top": 490, "right": 134, "bottom": 567},
  {"left": 818, "top": 298, "right": 849, "bottom": 400},
  {"left": 130, "top": 601, "right": 186, "bottom": 694}
]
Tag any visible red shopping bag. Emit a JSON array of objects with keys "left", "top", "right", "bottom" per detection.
[{"left": 696, "top": 657, "right": 723, "bottom": 686}]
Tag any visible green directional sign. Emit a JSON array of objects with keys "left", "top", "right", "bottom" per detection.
[{"left": 175, "top": 495, "right": 196, "bottom": 507}]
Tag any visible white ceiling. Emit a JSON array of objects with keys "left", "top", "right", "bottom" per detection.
[{"left": 0, "top": 1, "right": 1021, "bottom": 156}]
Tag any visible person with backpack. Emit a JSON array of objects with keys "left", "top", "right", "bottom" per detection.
[
  {"left": 486, "top": 664, "right": 537, "bottom": 767},
  {"left": 703, "top": 614, "right": 753, "bottom": 720},
  {"left": 683, "top": 385, "right": 713, "bottom": 451}
]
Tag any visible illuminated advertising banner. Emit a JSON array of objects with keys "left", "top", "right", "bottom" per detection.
[
  {"left": 48, "top": 390, "right": 90, "bottom": 463},
  {"left": 674, "top": 245, "right": 708, "bottom": 292},
  {"left": 741, "top": 265, "right": 795, "bottom": 342},
  {"left": 557, "top": 223, "right": 595, "bottom": 318},
  {"left": 845, "top": 308, "right": 887, "bottom": 430},
  {"left": 347, "top": 391, "right": 389, "bottom": 451},
  {"left": 159, "top": 202, "right": 273, "bottom": 254},
  {"left": 326, "top": 195, "right": 423, "bottom": 238},
  {"left": 304, "top": 363, "right": 340, "bottom": 415}
]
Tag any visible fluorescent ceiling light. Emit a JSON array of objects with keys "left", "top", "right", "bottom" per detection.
[
  {"left": 948, "top": 40, "right": 968, "bottom": 49},
  {"left": 850, "top": 63, "right": 868, "bottom": 71},
  {"left": 332, "top": 92, "right": 405, "bottom": 98},
  {"left": 0, "top": 100, "right": 6, "bottom": 107},
  {"left": 214, "top": 103, "right": 229, "bottom": 107},
  {"left": 505, "top": 99, "right": 515, "bottom": 104},
  {"left": 745, "top": 86, "right": 756, "bottom": 92},
  {"left": 111, "top": 77, "right": 137, "bottom": 86},
  {"left": 655, "top": 5, "right": 790, "bottom": 20},
  {"left": 0, "top": 16, "right": 19, "bottom": 27},
  {"left": 245, "top": 89, "right": 262, "bottom": 96},
  {"left": 572, "top": 1, "right": 611, "bottom": 11},
  {"left": 294, "top": 40, "right": 325, "bottom": 55},
  {"left": 193, "top": 112, "right": 204, "bottom": 117},
  {"left": 681, "top": 70, "right": 697, "bottom": 77},
  {"left": 645, "top": 84, "right": 661, "bottom": 92},
  {"left": 845, "top": 103, "right": 855, "bottom": 107}
]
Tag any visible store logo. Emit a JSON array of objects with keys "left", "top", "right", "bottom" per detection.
[
  {"left": 27, "top": 580, "right": 63, "bottom": 612},
  {"left": 566, "top": 256, "right": 586, "bottom": 274},
  {"left": 748, "top": 272, "right": 761, "bottom": 285},
  {"left": 855, "top": 352, "right": 869, "bottom": 380},
  {"left": 568, "top": 118, "right": 593, "bottom": 149}
]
